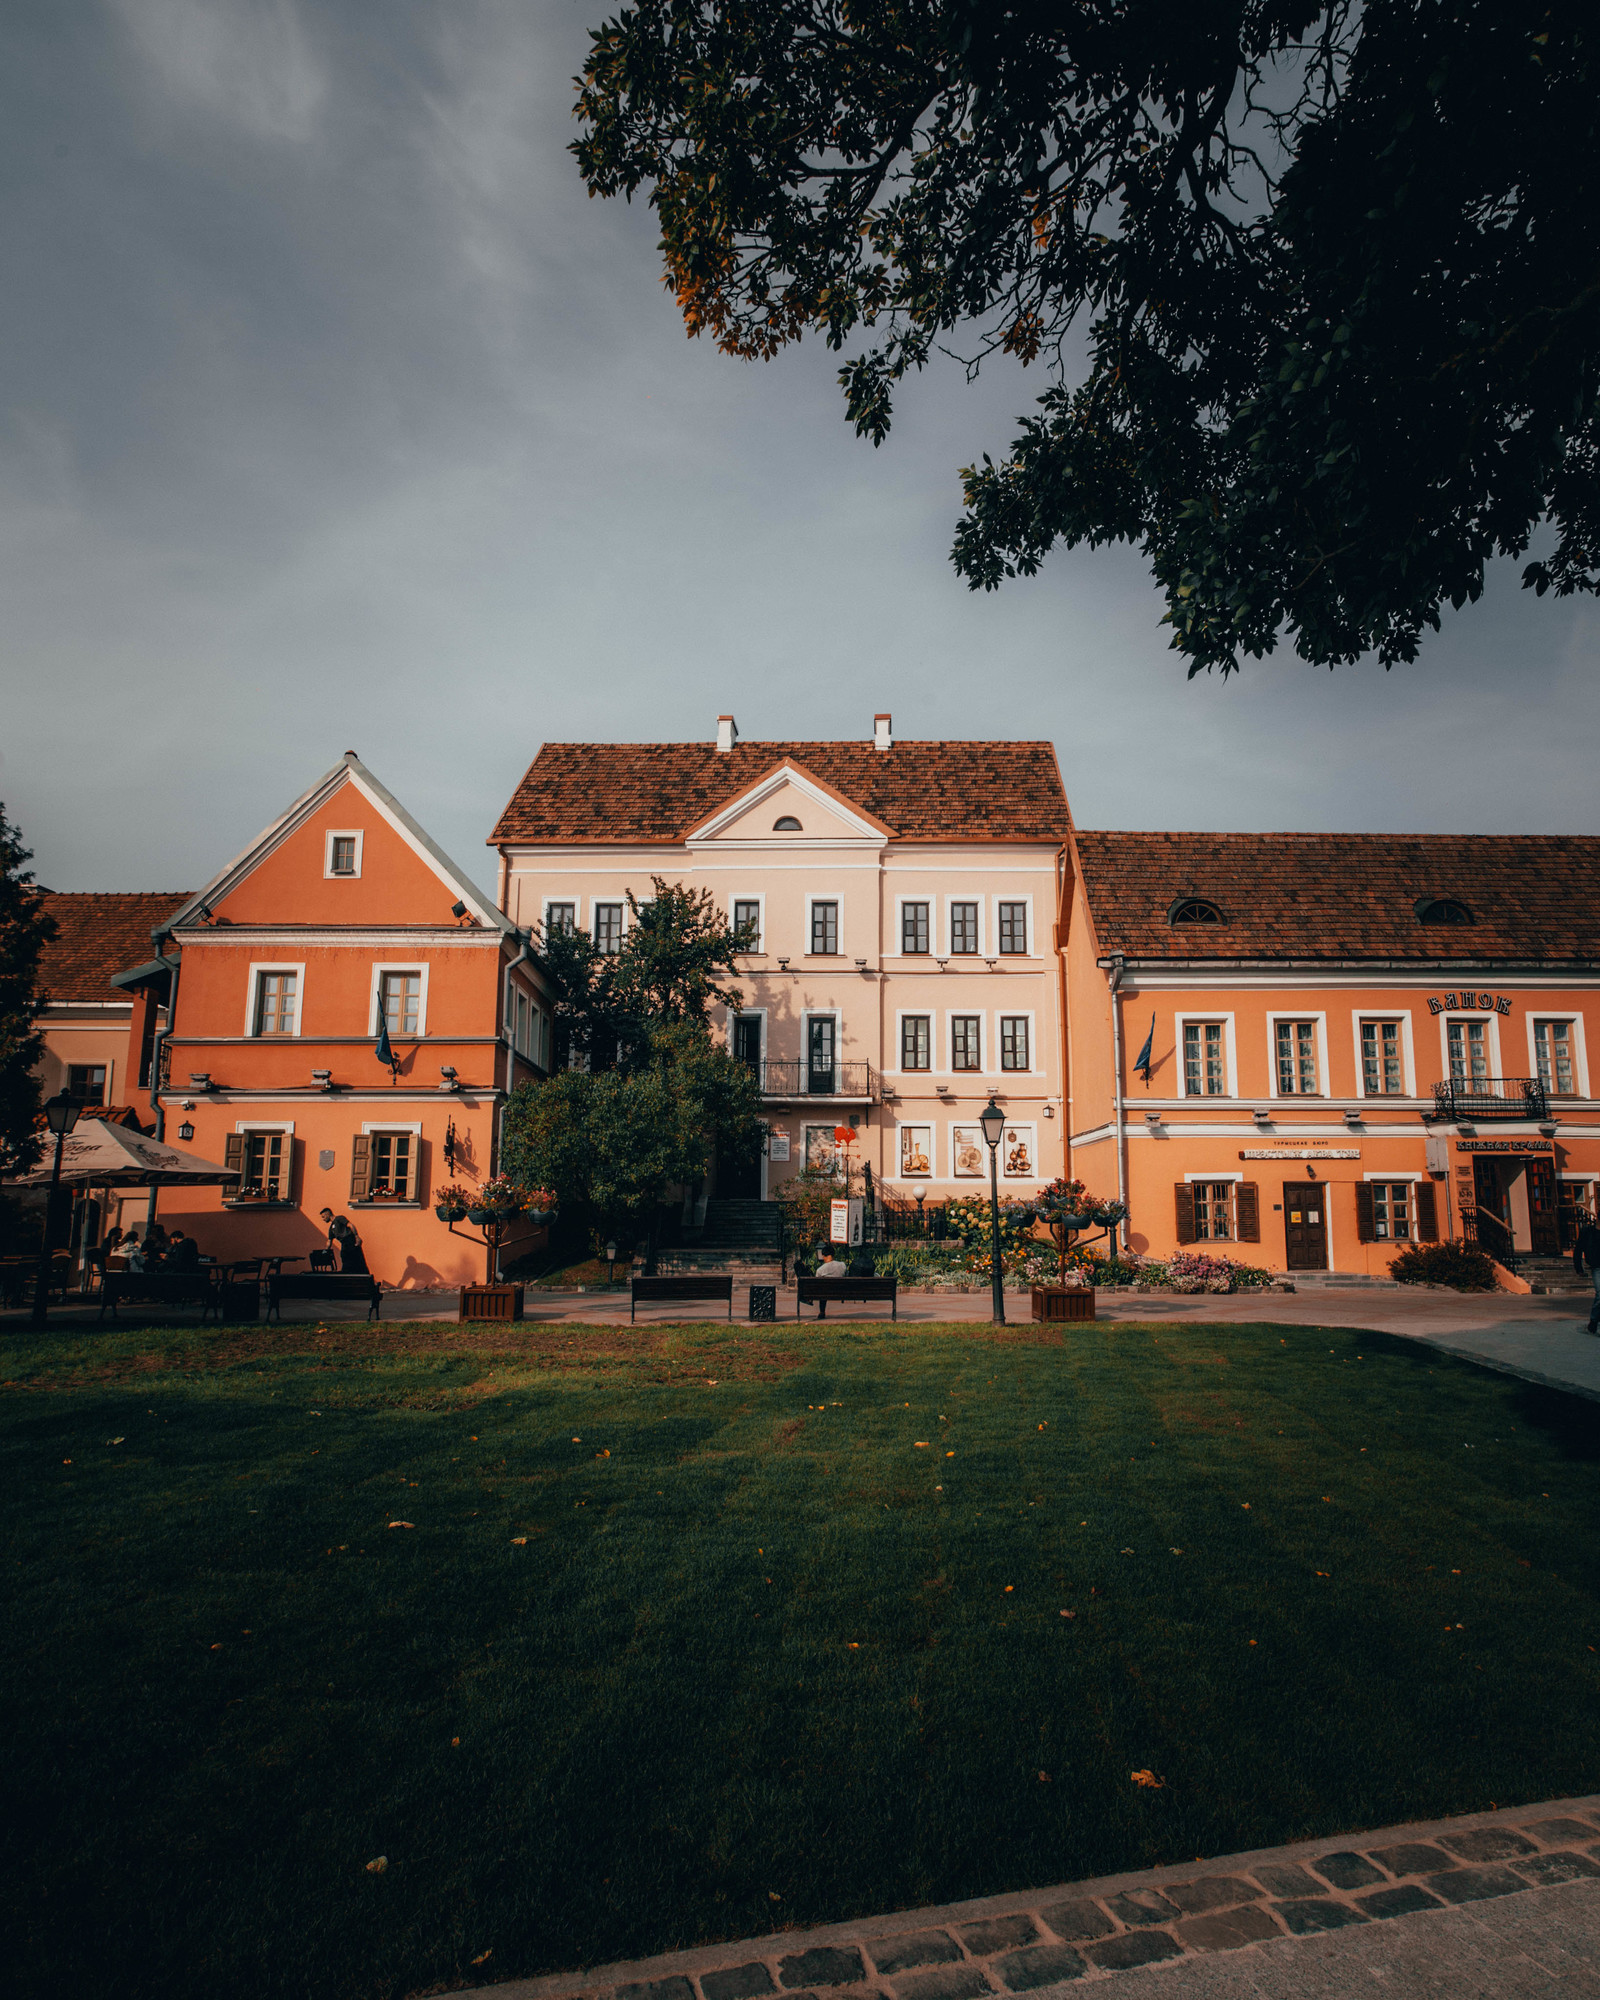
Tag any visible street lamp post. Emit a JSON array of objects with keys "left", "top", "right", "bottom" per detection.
[
  {"left": 30, "top": 1091, "right": 82, "bottom": 1327},
  {"left": 979, "top": 1096, "right": 1006, "bottom": 1325}
]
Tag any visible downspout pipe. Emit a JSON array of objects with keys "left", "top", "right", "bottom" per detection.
[
  {"left": 1105, "top": 954, "right": 1128, "bottom": 1250},
  {"left": 146, "top": 937, "right": 179, "bottom": 1142}
]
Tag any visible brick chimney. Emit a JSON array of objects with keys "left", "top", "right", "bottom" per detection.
[
  {"left": 873, "top": 713, "right": 892, "bottom": 751},
  {"left": 716, "top": 715, "right": 738, "bottom": 753}
]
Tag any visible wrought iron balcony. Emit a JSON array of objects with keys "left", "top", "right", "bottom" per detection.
[
  {"left": 754, "top": 1059, "right": 878, "bottom": 1102},
  {"left": 1432, "top": 1075, "right": 1548, "bottom": 1123}
]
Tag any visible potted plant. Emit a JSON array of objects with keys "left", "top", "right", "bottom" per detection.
[
  {"left": 1026, "top": 1179, "right": 1127, "bottom": 1321},
  {"left": 434, "top": 1183, "right": 471, "bottom": 1224}
]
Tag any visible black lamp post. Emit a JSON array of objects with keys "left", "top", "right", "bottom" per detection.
[
  {"left": 979, "top": 1096, "right": 1006, "bottom": 1325},
  {"left": 30, "top": 1091, "right": 81, "bottom": 1326}
]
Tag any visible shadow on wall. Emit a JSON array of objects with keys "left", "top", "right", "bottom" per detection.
[{"left": 396, "top": 1257, "right": 447, "bottom": 1290}]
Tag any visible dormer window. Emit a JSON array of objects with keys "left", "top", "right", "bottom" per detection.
[
  {"left": 773, "top": 815, "right": 802, "bottom": 832},
  {"left": 1416, "top": 897, "right": 1474, "bottom": 926},
  {"left": 1168, "top": 897, "right": 1224, "bottom": 926}
]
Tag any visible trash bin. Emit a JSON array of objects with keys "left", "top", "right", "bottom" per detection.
[{"left": 747, "top": 1285, "right": 776, "bottom": 1322}]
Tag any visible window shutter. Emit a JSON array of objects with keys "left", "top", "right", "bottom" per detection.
[
  {"left": 224, "top": 1133, "right": 244, "bottom": 1186},
  {"left": 284, "top": 1136, "right": 301, "bottom": 1204},
  {"left": 350, "top": 1134, "right": 371, "bottom": 1201},
  {"left": 1415, "top": 1181, "right": 1439, "bottom": 1242},
  {"left": 1236, "top": 1183, "right": 1260, "bottom": 1242},
  {"left": 1174, "top": 1184, "right": 1197, "bottom": 1244},
  {"left": 1355, "top": 1183, "right": 1376, "bottom": 1243},
  {"left": 414, "top": 1136, "right": 427, "bottom": 1205}
]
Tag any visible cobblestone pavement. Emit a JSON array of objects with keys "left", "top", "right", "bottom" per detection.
[{"left": 453, "top": 1797, "right": 1600, "bottom": 1999}]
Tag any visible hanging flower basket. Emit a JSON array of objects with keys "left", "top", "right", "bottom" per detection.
[{"left": 465, "top": 1206, "right": 490, "bottom": 1226}]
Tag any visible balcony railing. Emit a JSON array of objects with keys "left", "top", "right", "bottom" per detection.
[
  {"left": 1432, "top": 1075, "right": 1548, "bottom": 1123},
  {"left": 755, "top": 1059, "right": 878, "bottom": 1101}
]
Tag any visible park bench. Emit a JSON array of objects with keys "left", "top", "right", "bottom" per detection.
[
  {"left": 630, "top": 1274, "right": 734, "bottom": 1322},
  {"left": 266, "top": 1272, "right": 382, "bottom": 1320},
  {"left": 98, "top": 1271, "right": 224, "bottom": 1323},
  {"left": 796, "top": 1275, "right": 898, "bottom": 1321}
]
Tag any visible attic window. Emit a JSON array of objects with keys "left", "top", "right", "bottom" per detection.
[
  {"left": 773, "top": 815, "right": 802, "bottom": 832},
  {"left": 1168, "top": 897, "right": 1225, "bottom": 926},
  {"left": 1416, "top": 897, "right": 1474, "bottom": 927}
]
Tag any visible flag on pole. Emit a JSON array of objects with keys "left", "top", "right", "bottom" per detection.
[
  {"left": 1133, "top": 1013, "right": 1155, "bottom": 1082},
  {"left": 375, "top": 1018, "right": 395, "bottom": 1071}
]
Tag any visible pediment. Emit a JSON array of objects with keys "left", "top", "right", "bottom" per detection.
[{"left": 685, "top": 759, "right": 894, "bottom": 848}]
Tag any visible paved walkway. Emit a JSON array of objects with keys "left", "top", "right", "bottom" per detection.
[{"left": 454, "top": 1796, "right": 1600, "bottom": 1998}]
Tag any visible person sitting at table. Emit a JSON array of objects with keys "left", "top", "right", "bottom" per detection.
[
  {"left": 143, "top": 1224, "right": 170, "bottom": 1265},
  {"left": 123, "top": 1233, "right": 146, "bottom": 1272},
  {"left": 318, "top": 1208, "right": 368, "bottom": 1274},
  {"left": 166, "top": 1230, "right": 200, "bottom": 1272}
]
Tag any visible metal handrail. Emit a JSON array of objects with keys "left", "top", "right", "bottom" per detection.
[
  {"left": 757, "top": 1059, "right": 878, "bottom": 1100},
  {"left": 1433, "top": 1076, "right": 1548, "bottom": 1122}
]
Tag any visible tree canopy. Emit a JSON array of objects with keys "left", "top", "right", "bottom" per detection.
[
  {"left": 0, "top": 805, "right": 56, "bottom": 1178},
  {"left": 537, "top": 876, "right": 751, "bottom": 1070},
  {"left": 575, "top": 0, "right": 1598, "bottom": 673}
]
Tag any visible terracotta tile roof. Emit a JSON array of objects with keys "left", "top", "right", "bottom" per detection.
[
  {"left": 35, "top": 892, "right": 192, "bottom": 1002},
  {"left": 490, "top": 741, "right": 1072, "bottom": 844},
  {"left": 1074, "top": 832, "right": 1600, "bottom": 963}
]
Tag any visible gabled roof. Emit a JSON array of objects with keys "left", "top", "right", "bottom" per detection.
[
  {"left": 490, "top": 741, "right": 1072, "bottom": 845},
  {"left": 168, "top": 752, "right": 514, "bottom": 936},
  {"left": 36, "top": 892, "right": 192, "bottom": 1002},
  {"left": 1074, "top": 831, "right": 1600, "bottom": 963}
]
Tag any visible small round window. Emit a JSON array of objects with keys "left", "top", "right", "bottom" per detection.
[
  {"left": 1418, "top": 897, "right": 1473, "bottom": 926},
  {"left": 773, "top": 815, "right": 802, "bottom": 832}
]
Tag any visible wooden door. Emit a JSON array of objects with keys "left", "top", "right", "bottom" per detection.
[
  {"left": 1282, "top": 1181, "right": 1329, "bottom": 1270},
  {"left": 1526, "top": 1158, "right": 1559, "bottom": 1255},
  {"left": 808, "top": 1017, "right": 836, "bottom": 1094}
]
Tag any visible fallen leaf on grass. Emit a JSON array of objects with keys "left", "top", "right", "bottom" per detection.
[
  {"left": 388, "top": 1521, "right": 414, "bottom": 1530},
  {"left": 511, "top": 1537, "right": 527, "bottom": 1545},
  {"left": 471, "top": 1949, "right": 493, "bottom": 1965},
  {"left": 1130, "top": 1770, "right": 1165, "bottom": 1789},
  {"left": 366, "top": 1856, "right": 387, "bottom": 1874},
  {"left": 1038, "top": 1770, "right": 1051, "bottom": 1782},
  {"left": 1060, "top": 1610, "right": 1076, "bottom": 1619},
  {"left": 914, "top": 1442, "right": 929, "bottom": 1448}
]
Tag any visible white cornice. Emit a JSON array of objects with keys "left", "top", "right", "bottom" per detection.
[{"left": 173, "top": 928, "right": 503, "bottom": 949}]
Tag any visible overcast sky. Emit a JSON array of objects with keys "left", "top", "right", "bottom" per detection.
[{"left": 5, "top": 0, "right": 1596, "bottom": 898}]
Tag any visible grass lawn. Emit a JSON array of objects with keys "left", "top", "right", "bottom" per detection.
[{"left": 5, "top": 1313, "right": 1600, "bottom": 2000}]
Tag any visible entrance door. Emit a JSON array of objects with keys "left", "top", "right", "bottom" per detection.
[
  {"left": 733, "top": 1016, "right": 762, "bottom": 1071},
  {"left": 1282, "top": 1181, "right": 1328, "bottom": 1270},
  {"left": 808, "top": 1017, "right": 837, "bottom": 1095},
  {"left": 1526, "top": 1158, "right": 1560, "bottom": 1255}
]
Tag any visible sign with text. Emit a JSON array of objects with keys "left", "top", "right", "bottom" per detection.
[
  {"left": 1239, "top": 1148, "right": 1360, "bottom": 1160},
  {"left": 1428, "top": 992, "right": 1513, "bottom": 1015},
  {"left": 1455, "top": 1139, "right": 1553, "bottom": 1153}
]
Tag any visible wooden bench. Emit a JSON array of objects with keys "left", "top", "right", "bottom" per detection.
[
  {"left": 266, "top": 1272, "right": 382, "bottom": 1320},
  {"left": 630, "top": 1274, "right": 733, "bottom": 1322},
  {"left": 796, "top": 1276, "right": 898, "bottom": 1320},
  {"left": 98, "top": 1271, "right": 223, "bottom": 1322}
]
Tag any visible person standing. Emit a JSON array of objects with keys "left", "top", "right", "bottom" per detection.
[
  {"left": 1575, "top": 1211, "right": 1600, "bottom": 1336},
  {"left": 318, "top": 1208, "right": 368, "bottom": 1274}
]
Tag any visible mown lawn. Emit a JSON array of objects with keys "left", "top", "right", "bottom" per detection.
[{"left": 4, "top": 1313, "right": 1600, "bottom": 2000}]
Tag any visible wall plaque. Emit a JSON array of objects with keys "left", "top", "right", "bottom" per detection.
[
  {"left": 1455, "top": 1138, "right": 1553, "bottom": 1154},
  {"left": 1239, "top": 1148, "right": 1360, "bottom": 1160}
]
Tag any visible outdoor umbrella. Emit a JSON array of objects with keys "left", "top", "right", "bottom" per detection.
[{"left": 11, "top": 1119, "right": 240, "bottom": 1190}]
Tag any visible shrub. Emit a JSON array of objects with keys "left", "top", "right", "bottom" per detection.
[{"left": 1390, "top": 1240, "right": 1499, "bottom": 1291}]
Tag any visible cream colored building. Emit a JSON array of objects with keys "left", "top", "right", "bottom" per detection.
[{"left": 488, "top": 716, "right": 1073, "bottom": 1203}]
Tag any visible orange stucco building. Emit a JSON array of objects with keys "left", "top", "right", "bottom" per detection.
[
  {"left": 117, "top": 753, "right": 553, "bottom": 1287},
  {"left": 1062, "top": 832, "right": 1600, "bottom": 1278}
]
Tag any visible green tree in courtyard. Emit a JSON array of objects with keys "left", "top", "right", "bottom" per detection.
[
  {"left": 502, "top": 1022, "right": 765, "bottom": 1259},
  {"left": 574, "top": 0, "right": 1598, "bottom": 673},
  {"left": 537, "top": 877, "right": 754, "bottom": 1070},
  {"left": 0, "top": 805, "right": 56, "bottom": 1179}
]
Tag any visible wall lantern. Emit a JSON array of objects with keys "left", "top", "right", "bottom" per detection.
[{"left": 178, "top": 1121, "right": 195, "bottom": 1141}]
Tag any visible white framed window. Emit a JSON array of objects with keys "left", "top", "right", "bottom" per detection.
[
  {"left": 247, "top": 963, "right": 305, "bottom": 1038},
  {"left": 946, "top": 897, "right": 982, "bottom": 956},
  {"left": 592, "top": 902, "right": 625, "bottom": 955},
  {"left": 1440, "top": 1009, "right": 1500, "bottom": 1082},
  {"left": 323, "top": 829, "right": 363, "bottom": 878},
  {"left": 359, "top": 1120, "right": 423, "bottom": 1202},
  {"left": 950, "top": 1013, "right": 984, "bottom": 1072},
  {"left": 1266, "top": 1011, "right": 1328, "bottom": 1098},
  {"left": 232, "top": 1120, "right": 294, "bottom": 1203},
  {"left": 1353, "top": 1011, "right": 1414, "bottom": 1098},
  {"left": 542, "top": 899, "right": 577, "bottom": 936},
  {"left": 1000, "top": 1014, "right": 1032, "bottom": 1072},
  {"left": 1000, "top": 1122, "right": 1037, "bottom": 1179},
  {"left": 1530, "top": 1015, "right": 1588, "bottom": 1098},
  {"left": 369, "top": 963, "right": 429, "bottom": 1038},
  {"left": 899, "top": 1013, "right": 932, "bottom": 1072},
  {"left": 805, "top": 895, "right": 842, "bottom": 955},
  {"left": 1176, "top": 1013, "right": 1236, "bottom": 1097},
  {"left": 896, "top": 1122, "right": 934, "bottom": 1178},
  {"left": 898, "top": 897, "right": 931, "bottom": 956},
  {"left": 730, "top": 895, "right": 764, "bottom": 951},
  {"left": 994, "top": 897, "right": 1032, "bottom": 956},
  {"left": 67, "top": 1063, "right": 109, "bottom": 1106}
]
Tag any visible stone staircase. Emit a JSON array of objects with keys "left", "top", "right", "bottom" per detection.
[
  {"left": 1514, "top": 1255, "right": 1589, "bottom": 1295},
  {"left": 658, "top": 1199, "right": 784, "bottom": 1277}
]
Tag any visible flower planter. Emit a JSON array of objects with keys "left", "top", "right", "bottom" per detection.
[
  {"left": 465, "top": 1207, "right": 489, "bottom": 1226},
  {"left": 435, "top": 1205, "right": 467, "bottom": 1223},
  {"left": 1031, "top": 1285, "right": 1096, "bottom": 1322},
  {"left": 458, "top": 1283, "right": 524, "bottom": 1323}
]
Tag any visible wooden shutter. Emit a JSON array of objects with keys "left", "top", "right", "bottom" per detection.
[
  {"left": 350, "top": 1134, "right": 371, "bottom": 1200},
  {"left": 1174, "top": 1183, "right": 1197, "bottom": 1244},
  {"left": 1355, "top": 1183, "right": 1376, "bottom": 1243},
  {"left": 224, "top": 1132, "right": 244, "bottom": 1192},
  {"left": 1236, "top": 1183, "right": 1260, "bottom": 1242},
  {"left": 1415, "top": 1181, "right": 1439, "bottom": 1242}
]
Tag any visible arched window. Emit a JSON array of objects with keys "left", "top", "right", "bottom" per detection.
[
  {"left": 1416, "top": 897, "right": 1474, "bottom": 926},
  {"left": 773, "top": 815, "right": 802, "bottom": 831},
  {"left": 1168, "top": 897, "right": 1225, "bottom": 927}
]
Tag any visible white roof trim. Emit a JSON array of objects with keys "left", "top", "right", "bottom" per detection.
[{"left": 684, "top": 761, "right": 889, "bottom": 849}]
